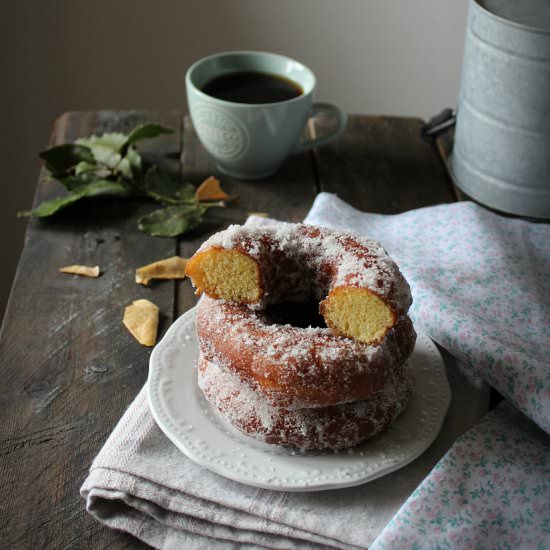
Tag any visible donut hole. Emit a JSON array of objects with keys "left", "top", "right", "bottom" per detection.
[
  {"left": 186, "top": 248, "right": 261, "bottom": 302},
  {"left": 320, "top": 287, "right": 396, "bottom": 344},
  {"left": 260, "top": 300, "right": 326, "bottom": 329}
]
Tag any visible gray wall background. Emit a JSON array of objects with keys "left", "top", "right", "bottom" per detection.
[{"left": 0, "top": 0, "right": 468, "bottom": 319}]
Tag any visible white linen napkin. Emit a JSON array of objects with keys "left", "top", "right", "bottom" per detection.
[
  {"left": 82, "top": 193, "right": 550, "bottom": 548},
  {"left": 81, "top": 371, "right": 484, "bottom": 550}
]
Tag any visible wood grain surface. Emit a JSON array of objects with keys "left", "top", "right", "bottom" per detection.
[
  {"left": 313, "top": 114, "right": 456, "bottom": 213},
  {"left": 0, "top": 110, "right": 454, "bottom": 548}
]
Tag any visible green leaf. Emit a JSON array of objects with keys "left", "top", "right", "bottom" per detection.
[
  {"left": 74, "top": 161, "right": 109, "bottom": 178},
  {"left": 76, "top": 132, "right": 127, "bottom": 153},
  {"left": 57, "top": 175, "right": 90, "bottom": 191},
  {"left": 21, "top": 193, "right": 86, "bottom": 218},
  {"left": 143, "top": 166, "right": 195, "bottom": 205},
  {"left": 58, "top": 170, "right": 114, "bottom": 191},
  {"left": 24, "top": 123, "right": 222, "bottom": 239},
  {"left": 76, "top": 133, "right": 142, "bottom": 178},
  {"left": 22, "top": 180, "right": 135, "bottom": 218},
  {"left": 125, "top": 146, "right": 142, "bottom": 173},
  {"left": 39, "top": 144, "right": 95, "bottom": 175},
  {"left": 138, "top": 204, "right": 207, "bottom": 237},
  {"left": 77, "top": 137, "right": 122, "bottom": 169},
  {"left": 123, "top": 123, "right": 174, "bottom": 149},
  {"left": 73, "top": 179, "right": 135, "bottom": 200}
]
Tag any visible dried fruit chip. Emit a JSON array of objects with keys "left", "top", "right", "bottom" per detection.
[
  {"left": 60, "top": 265, "right": 100, "bottom": 277},
  {"left": 123, "top": 299, "right": 159, "bottom": 347},
  {"left": 247, "top": 212, "right": 269, "bottom": 218},
  {"left": 194, "top": 176, "right": 230, "bottom": 201},
  {"left": 135, "top": 256, "right": 188, "bottom": 286}
]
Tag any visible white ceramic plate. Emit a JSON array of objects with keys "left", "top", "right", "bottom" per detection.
[{"left": 148, "top": 307, "right": 450, "bottom": 491}]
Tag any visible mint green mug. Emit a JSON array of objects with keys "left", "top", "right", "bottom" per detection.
[{"left": 186, "top": 51, "right": 347, "bottom": 180}]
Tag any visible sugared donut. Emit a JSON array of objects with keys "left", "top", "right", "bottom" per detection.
[
  {"left": 196, "top": 296, "right": 416, "bottom": 408},
  {"left": 186, "top": 223, "right": 412, "bottom": 344},
  {"left": 198, "top": 356, "right": 414, "bottom": 450}
]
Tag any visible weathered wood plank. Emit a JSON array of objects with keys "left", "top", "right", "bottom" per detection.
[
  {"left": 313, "top": 114, "right": 456, "bottom": 213},
  {"left": 0, "top": 111, "right": 180, "bottom": 549},
  {"left": 175, "top": 115, "right": 319, "bottom": 316}
]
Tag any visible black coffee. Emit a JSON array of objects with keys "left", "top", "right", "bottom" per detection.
[{"left": 201, "top": 71, "right": 303, "bottom": 104}]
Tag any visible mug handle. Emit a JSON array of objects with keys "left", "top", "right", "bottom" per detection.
[{"left": 293, "top": 103, "right": 348, "bottom": 154}]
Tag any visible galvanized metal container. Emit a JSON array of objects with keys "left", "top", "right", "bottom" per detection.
[{"left": 450, "top": 0, "right": 550, "bottom": 218}]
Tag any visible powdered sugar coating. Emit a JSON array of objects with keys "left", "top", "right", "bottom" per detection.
[
  {"left": 196, "top": 296, "right": 416, "bottom": 408},
  {"left": 198, "top": 356, "right": 414, "bottom": 450},
  {"left": 194, "top": 223, "right": 412, "bottom": 313}
]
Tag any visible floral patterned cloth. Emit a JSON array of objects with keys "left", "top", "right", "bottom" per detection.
[
  {"left": 304, "top": 193, "right": 550, "bottom": 549},
  {"left": 370, "top": 401, "right": 550, "bottom": 550}
]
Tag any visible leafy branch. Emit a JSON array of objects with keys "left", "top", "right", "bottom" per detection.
[{"left": 19, "top": 123, "right": 231, "bottom": 238}]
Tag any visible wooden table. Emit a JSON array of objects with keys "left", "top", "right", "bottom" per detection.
[{"left": 0, "top": 111, "right": 466, "bottom": 547}]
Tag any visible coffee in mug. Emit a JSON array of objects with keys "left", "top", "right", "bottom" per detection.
[
  {"left": 186, "top": 51, "right": 347, "bottom": 180},
  {"left": 201, "top": 71, "right": 304, "bottom": 104}
]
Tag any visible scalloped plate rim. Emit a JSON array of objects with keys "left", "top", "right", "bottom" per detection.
[{"left": 148, "top": 307, "right": 451, "bottom": 492}]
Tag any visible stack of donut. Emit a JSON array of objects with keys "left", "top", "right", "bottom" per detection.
[{"left": 186, "top": 222, "right": 417, "bottom": 450}]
